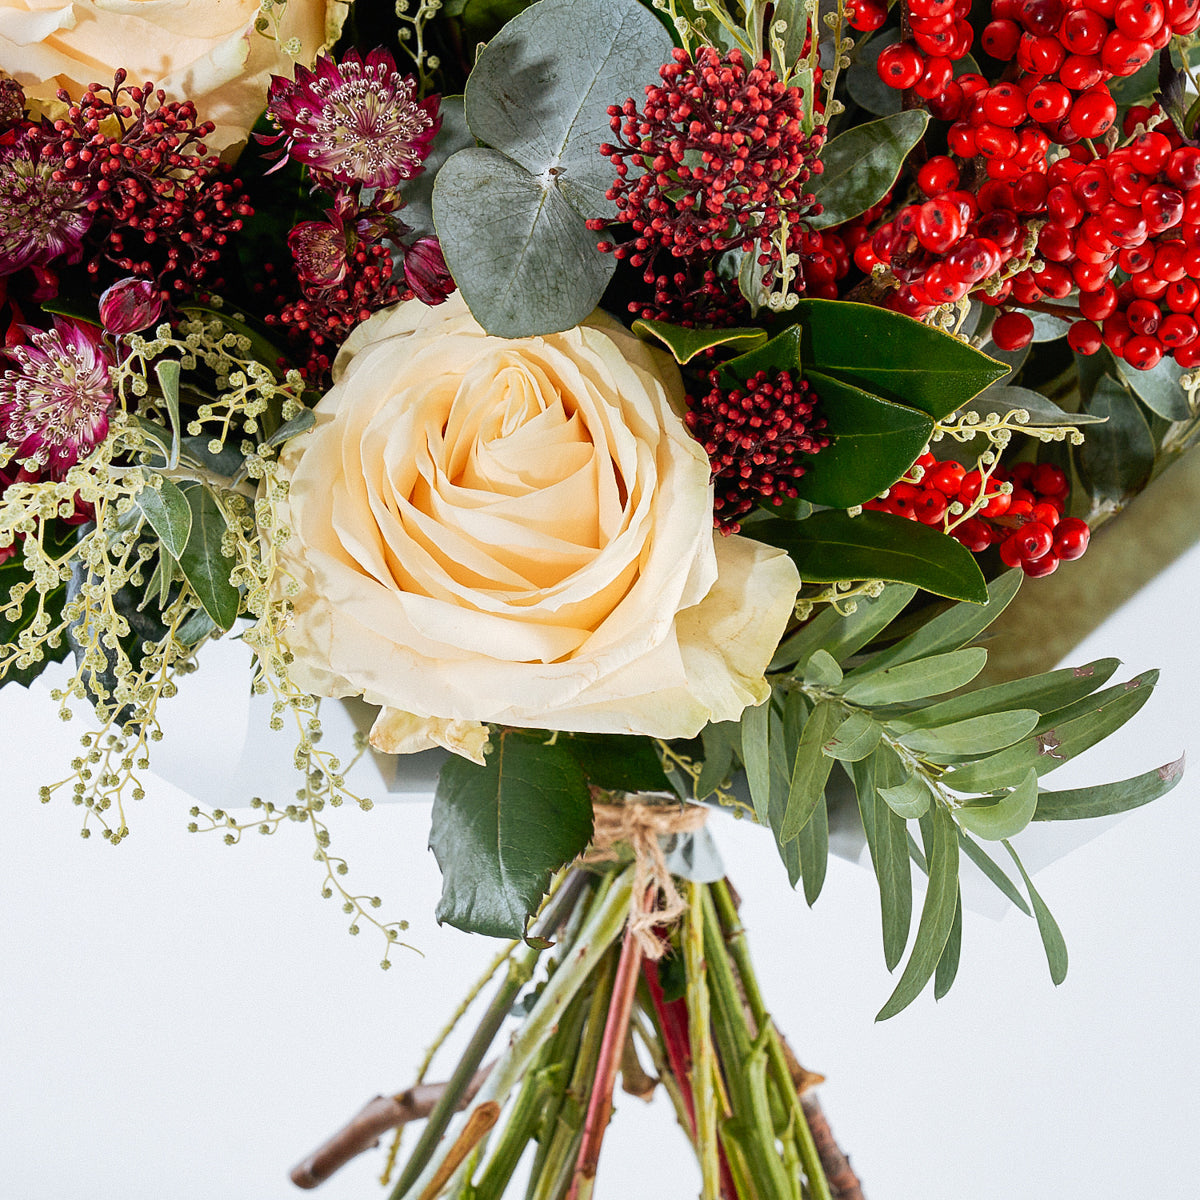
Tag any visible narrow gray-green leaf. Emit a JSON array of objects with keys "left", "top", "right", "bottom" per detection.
[
  {"left": 1115, "top": 352, "right": 1193, "bottom": 420},
  {"left": 155, "top": 359, "right": 182, "bottom": 467},
  {"left": 1076, "top": 372, "right": 1156, "bottom": 507},
  {"left": 852, "top": 750, "right": 912, "bottom": 969},
  {"left": 955, "top": 767, "right": 1039, "bottom": 840},
  {"left": 842, "top": 647, "right": 988, "bottom": 705},
  {"left": 897, "top": 709, "right": 1039, "bottom": 757},
  {"left": 822, "top": 709, "right": 882, "bottom": 762},
  {"left": 781, "top": 699, "right": 840, "bottom": 842},
  {"left": 1033, "top": 755, "right": 1185, "bottom": 821},
  {"left": 966, "top": 385, "right": 1107, "bottom": 427},
  {"left": 772, "top": 583, "right": 916, "bottom": 670},
  {"left": 933, "top": 887, "right": 962, "bottom": 1000},
  {"left": 133, "top": 475, "right": 192, "bottom": 561},
  {"left": 878, "top": 773, "right": 931, "bottom": 820},
  {"left": 804, "top": 649, "right": 843, "bottom": 688},
  {"left": 809, "top": 111, "right": 930, "bottom": 228},
  {"left": 958, "top": 831, "right": 1031, "bottom": 915},
  {"left": 877, "top": 802, "right": 960, "bottom": 1019},
  {"left": 264, "top": 408, "right": 316, "bottom": 450},
  {"left": 178, "top": 486, "right": 240, "bottom": 631},
  {"left": 695, "top": 721, "right": 737, "bottom": 800},
  {"left": 741, "top": 696, "right": 772, "bottom": 827},
  {"left": 1004, "top": 840, "right": 1068, "bottom": 985},
  {"left": 796, "top": 792, "right": 829, "bottom": 906}
]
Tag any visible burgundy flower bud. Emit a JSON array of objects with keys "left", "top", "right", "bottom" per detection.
[
  {"left": 98, "top": 277, "right": 164, "bottom": 336},
  {"left": 402, "top": 236, "right": 454, "bottom": 305}
]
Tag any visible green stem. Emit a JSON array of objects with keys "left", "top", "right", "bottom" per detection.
[
  {"left": 472, "top": 1060, "right": 563, "bottom": 1200},
  {"left": 685, "top": 882, "right": 721, "bottom": 1200}
]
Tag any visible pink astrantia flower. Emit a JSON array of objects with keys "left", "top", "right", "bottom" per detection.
[
  {"left": 266, "top": 48, "right": 440, "bottom": 191},
  {"left": 0, "top": 131, "right": 96, "bottom": 276},
  {"left": 0, "top": 319, "right": 113, "bottom": 477}
]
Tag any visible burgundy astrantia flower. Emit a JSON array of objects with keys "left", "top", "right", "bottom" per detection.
[
  {"left": 0, "top": 319, "right": 114, "bottom": 477},
  {"left": 266, "top": 48, "right": 440, "bottom": 191},
  {"left": 0, "top": 130, "right": 96, "bottom": 276}
]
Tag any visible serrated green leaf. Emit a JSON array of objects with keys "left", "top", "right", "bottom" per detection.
[
  {"left": 942, "top": 670, "right": 1158, "bottom": 793},
  {"left": 1115, "top": 352, "right": 1193, "bottom": 420},
  {"left": 741, "top": 696, "right": 772, "bottom": 827},
  {"left": 781, "top": 699, "right": 840, "bottom": 842},
  {"left": 1004, "top": 840, "right": 1068, "bottom": 985},
  {"left": 878, "top": 773, "right": 931, "bottom": 819},
  {"left": 631, "top": 319, "right": 767, "bottom": 364},
  {"left": 859, "top": 570, "right": 1021, "bottom": 676},
  {"left": 809, "top": 111, "right": 930, "bottom": 229},
  {"left": 177, "top": 486, "right": 240, "bottom": 631},
  {"left": 955, "top": 767, "right": 1039, "bottom": 840},
  {"left": 757, "top": 510, "right": 989, "bottom": 604},
  {"left": 877, "top": 802, "right": 960, "bottom": 1019},
  {"left": 792, "top": 299, "right": 1009, "bottom": 421},
  {"left": 933, "top": 887, "right": 962, "bottom": 1000},
  {"left": 561, "top": 733, "right": 671, "bottom": 793},
  {"left": 1075, "top": 372, "right": 1155, "bottom": 507},
  {"left": 790, "top": 371, "right": 934, "bottom": 508},
  {"left": 772, "top": 582, "right": 916, "bottom": 670},
  {"left": 430, "top": 731, "right": 594, "bottom": 937},
  {"left": 133, "top": 476, "right": 192, "bottom": 561},
  {"left": 822, "top": 709, "right": 882, "bottom": 761},
  {"left": 796, "top": 790, "right": 829, "bottom": 906},
  {"left": 804, "top": 649, "right": 842, "bottom": 687},
  {"left": 843, "top": 647, "right": 988, "bottom": 705},
  {"left": 897, "top": 709, "right": 1039, "bottom": 757},
  {"left": 966, "top": 385, "right": 1107, "bottom": 427},
  {"left": 1033, "top": 755, "right": 1185, "bottom": 821},
  {"left": 958, "top": 831, "right": 1031, "bottom": 915},
  {"left": 885, "top": 658, "right": 1121, "bottom": 732}
]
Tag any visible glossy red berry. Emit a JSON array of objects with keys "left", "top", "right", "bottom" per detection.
[
  {"left": 992, "top": 311, "right": 1035, "bottom": 350},
  {"left": 1053, "top": 517, "right": 1091, "bottom": 560}
]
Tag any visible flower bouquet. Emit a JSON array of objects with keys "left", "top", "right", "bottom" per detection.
[{"left": 1, "top": 0, "right": 1196, "bottom": 1196}]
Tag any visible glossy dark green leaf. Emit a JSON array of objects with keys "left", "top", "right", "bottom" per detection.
[
  {"left": 756, "top": 510, "right": 989, "bottom": 604},
  {"left": 790, "top": 371, "right": 934, "bottom": 508},
  {"left": 842, "top": 647, "right": 988, "bottom": 705},
  {"left": 958, "top": 831, "right": 1030, "bottom": 915},
  {"left": 933, "top": 887, "right": 963, "bottom": 1000},
  {"left": 859, "top": 570, "right": 1021, "bottom": 675},
  {"left": 430, "top": 731, "right": 594, "bottom": 937},
  {"left": 897, "top": 709, "right": 1039, "bottom": 757},
  {"left": 809, "top": 111, "right": 930, "bottom": 228},
  {"left": 966, "top": 385, "right": 1107, "bottom": 426},
  {"left": 1115, "top": 353, "right": 1193, "bottom": 420},
  {"left": 1075, "top": 373, "right": 1155, "bottom": 507},
  {"left": 434, "top": 149, "right": 615, "bottom": 338},
  {"left": 886, "top": 658, "right": 1121, "bottom": 732},
  {"left": 942, "top": 670, "right": 1159, "bottom": 793},
  {"left": 796, "top": 790, "right": 830, "bottom": 906},
  {"left": 822, "top": 710, "right": 882, "bottom": 762},
  {"left": 133, "top": 476, "right": 192, "bottom": 562},
  {"left": 771, "top": 582, "right": 916, "bottom": 670},
  {"left": 1033, "top": 755, "right": 1185, "bottom": 821},
  {"left": 631, "top": 319, "right": 767, "bottom": 364},
  {"left": 877, "top": 802, "right": 960, "bottom": 1020},
  {"left": 955, "top": 767, "right": 1039, "bottom": 840},
  {"left": 878, "top": 773, "right": 931, "bottom": 819},
  {"left": 741, "top": 696, "right": 773, "bottom": 827},
  {"left": 781, "top": 699, "right": 840, "bottom": 842},
  {"left": 845, "top": 28, "right": 903, "bottom": 116},
  {"left": 717, "top": 326, "right": 802, "bottom": 390},
  {"left": 561, "top": 733, "right": 671, "bottom": 793},
  {"left": 791, "top": 299, "right": 1009, "bottom": 420},
  {"left": 1004, "top": 840, "right": 1068, "bottom": 985},
  {"left": 177, "top": 486, "right": 239, "bottom": 631}
]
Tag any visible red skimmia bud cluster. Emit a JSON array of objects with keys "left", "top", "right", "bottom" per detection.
[
  {"left": 685, "top": 368, "right": 829, "bottom": 533},
  {"left": 866, "top": 453, "right": 1091, "bottom": 576}
]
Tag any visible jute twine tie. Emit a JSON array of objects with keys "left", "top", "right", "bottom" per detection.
[{"left": 583, "top": 801, "right": 708, "bottom": 959}]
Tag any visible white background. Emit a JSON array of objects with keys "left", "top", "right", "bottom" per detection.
[{"left": 2, "top": 546, "right": 1198, "bottom": 1200}]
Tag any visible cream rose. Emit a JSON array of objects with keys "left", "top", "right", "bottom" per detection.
[
  {"left": 269, "top": 293, "right": 801, "bottom": 764},
  {"left": 0, "top": 0, "right": 347, "bottom": 154}
]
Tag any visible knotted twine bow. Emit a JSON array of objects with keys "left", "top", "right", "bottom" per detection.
[{"left": 583, "top": 801, "right": 709, "bottom": 959}]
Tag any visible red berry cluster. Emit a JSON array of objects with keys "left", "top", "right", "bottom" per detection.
[
  {"left": 685, "top": 368, "right": 829, "bottom": 533},
  {"left": 44, "top": 73, "right": 252, "bottom": 296},
  {"left": 875, "top": 0, "right": 978, "bottom": 113},
  {"left": 866, "top": 454, "right": 1090, "bottom": 576},
  {"left": 590, "top": 47, "right": 825, "bottom": 294}
]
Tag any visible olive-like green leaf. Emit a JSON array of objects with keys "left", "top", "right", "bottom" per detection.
[
  {"left": 877, "top": 802, "right": 960, "bottom": 1020},
  {"left": 933, "top": 886, "right": 963, "bottom": 1000},
  {"left": 430, "top": 731, "right": 594, "bottom": 938},
  {"left": 966, "top": 385, "right": 1107, "bottom": 426},
  {"left": 878, "top": 774, "right": 931, "bottom": 819},
  {"left": 809, "top": 111, "right": 930, "bottom": 229},
  {"left": 958, "top": 831, "right": 1031, "bottom": 915},
  {"left": 842, "top": 647, "right": 988, "bottom": 705},
  {"left": 695, "top": 721, "right": 737, "bottom": 800},
  {"left": 1033, "top": 755, "right": 1185, "bottom": 821},
  {"left": 434, "top": 149, "right": 615, "bottom": 338},
  {"left": 789, "top": 371, "right": 934, "bottom": 508},
  {"left": 942, "top": 670, "right": 1159, "bottom": 793},
  {"left": 464, "top": 0, "right": 673, "bottom": 215},
  {"left": 264, "top": 408, "right": 316, "bottom": 450},
  {"left": 177, "top": 486, "right": 240, "bottom": 631},
  {"left": 792, "top": 299, "right": 1009, "bottom": 420},
  {"left": 756, "top": 510, "right": 989, "bottom": 604},
  {"left": 741, "top": 696, "right": 773, "bottom": 827},
  {"left": 897, "top": 709, "right": 1039, "bottom": 757},
  {"left": 822, "top": 710, "right": 882, "bottom": 762},
  {"left": 1075, "top": 372, "right": 1156, "bottom": 507},
  {"left": 772, "top": 582, "right": 916, "bottom": 670},
  {"left": 886, "top": 658, "right": 1121, "bottom": 732},
  {"left": 717, "top": 326, "right": 802, "bottom": 390},
  {"left": 1115, "top": 352, "right": 1193, "bottom": 420},
  {"left": 955, "top": 768, "right": 1039, "bottom": 840},
  {"left": 860, "top": 570, "right": 1021, "bottom": 676},
  {"left": 155, "top": 359, "right": 182, "bottom": 466},
  {"left": 631, "top": 319, "right": 767, "bottom": 364},
  {"left": 796, "top": 790, "right": 830, "bottom": 906},
  {"left": 781, "top": 699, "right": 840, "bottom": 842},
  {"left": 133, "top": 475, "right": 192, "bottom": 562},
  {"left": 1004, "top": 840, "right": 1068, "bottom": 985},
  {"left": 803, "top": 649, "right": 842, "bottom": 687}
]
